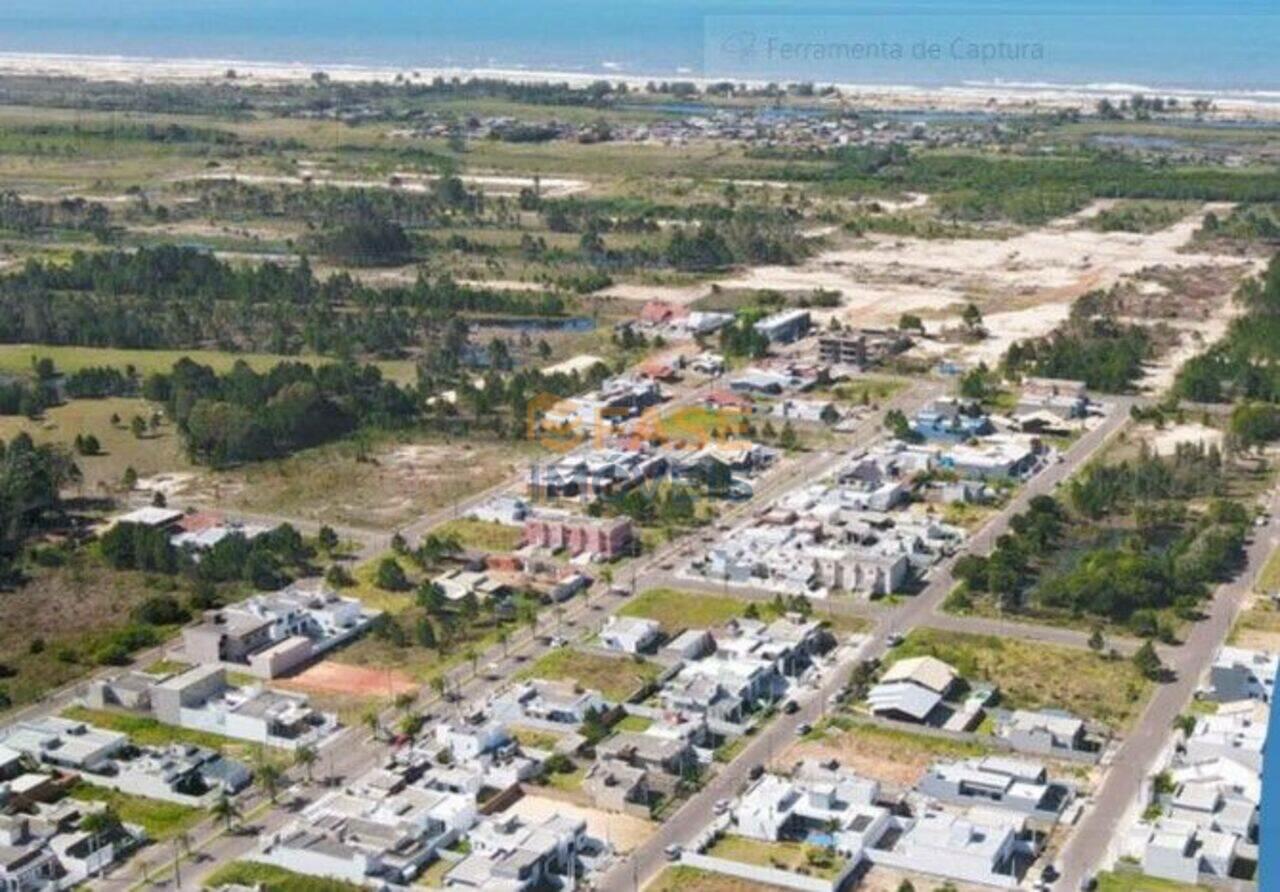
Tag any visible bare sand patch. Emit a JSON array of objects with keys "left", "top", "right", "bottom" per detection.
[
  {"left": 278, "top": 660, "right": 417, "bottom": 698},
  {"left": 503, "top": 794, "right": 655, "bottom": 853},
  {"left": 1142, "top": 422, "right": 1225, "bottom": 457},
  {"left": 713, "top": 201, "right": 1254, "bottom": 369},
  {"left": 597, "top": 282, "right": 711, "bottom": 305}
]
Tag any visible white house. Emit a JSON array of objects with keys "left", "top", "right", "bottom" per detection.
[
  {"left": 734, "top": 766, "right": 891, "bottom": 863},
  {"left": 599, "top": 616, "right": 661, "bottom": 654},
  {"left": 435, "top": 720, "right": 511, "bottom": 762},
  {"left": 868, "top": 808, "right": 1033, "bottom": 889},
  {"left": 1183, "top": 700, "right": 1268, "bottom": 772}
]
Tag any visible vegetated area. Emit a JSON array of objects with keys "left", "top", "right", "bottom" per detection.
[
  {"left": 882, "top": 628, "right": 1153, "bottom": 729},
  {"left": 322, "top": 547, "right": 546, "bottom": 689},
  {"left": 792, "top": 714, "right": 995, "bottom": 787},
  {"left": 203, "top": 861, "right": 364, "bottom": 892},
  {"left": 1084, "top": 200, "right": 1198, "bottom": 234},
  {"left": 61, "top": 705, "right": 256, "bottom": 755},
  {"left": 945, "top": 426, "right": 1265, "bottom": 643},
  {"left": 619, "top": 587, "right": 867, "bottom": 639},
  {"left": 0, "top": 464, "right": 333, "bottom": 713},
  {"left": 1094, "top": 869, "right": 1208, "bottom": 892},
  {"left": 647, "top": 865, "right": 791, "bottom": 892},
  {"left": 1176, "top": 253, "right": 1280, "bottom": 419},
  {"left": 706, "top": 834, "right": 845, "bottom": 881},
  {"left": 1002, "top": 291, "right": 1154, "bottom": 393},
  {"left": 69, "top": 782, "right": 203, "bottom": 840},
  {"left": 518, "top": 648, "right": 662, "bottom": 702},
  {"left": 618, "top": 587, "right": 752, "bottom": 634}
]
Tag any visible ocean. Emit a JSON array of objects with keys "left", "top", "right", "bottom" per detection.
[{"left": 0, "top": 0, "right": 1275, "bottom": 96}]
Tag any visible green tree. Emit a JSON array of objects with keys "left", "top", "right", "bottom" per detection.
[
  {"left": 1133, "top": 640, "right": 1164, "bottom": 681},
  {"left": 256, "top": 757, "right": 283, "bottom": 803},
  {"left": 293, "top": 744, "right": 317, "bottom": 783},
  {"left": 210, "top": 793, "right": 240, "bottom": 831},
  {"left": 375, "top": 557, "right": 410, "bottom": 591}
]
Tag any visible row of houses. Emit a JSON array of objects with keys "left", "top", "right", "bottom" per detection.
[
  {"left": 1122, "top": 644, "right": 1273, "bottom": 885},
  {"left": 246, "top": 712, "right": 594, "bottom": 890},
  {"left": 694, "top": 447, "right": 967, "bottom": 597},
  {"left": 714, "top": 755, "right": 1069, "bottom": 890}
]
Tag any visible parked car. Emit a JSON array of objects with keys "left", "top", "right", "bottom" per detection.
[
  {"left": 783, "top": 699, "right": 800, "bottom": 715},
  {"left": 886, "top": 633, "right": 904, "bottom": 647},
  {"left": 795, "top": 722, "right": 812, "bottom": 736},
  {"left": 664, "top": 844, "right": 682, "bottom": 862},
  {"left": 748, "top": 764, "right": 765, "bottom": 780},
  {"left": 713, "top": 798, "right": 731, "bottom": 815}
]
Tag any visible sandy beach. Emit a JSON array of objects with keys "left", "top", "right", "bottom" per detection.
[{"left": 1, "top": 50, "right": 1278, "bottom": 119}]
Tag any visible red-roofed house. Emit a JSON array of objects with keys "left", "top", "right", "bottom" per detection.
[{"left": 639, "top": 301, "right": 688, "bottom": 325}]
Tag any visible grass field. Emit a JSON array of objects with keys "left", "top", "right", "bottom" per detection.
[
  {"left": 69, "top": 782, "right": 203, "bottom": 840},
  {"left": 1095, "top": 870, "right": 1207, "bottom": 892},
  {"left": 203, "top": 861, "right": 365, "bottom": 892},
  {"left": 519, "top": 648, "right": 661, "bottom": 702},
  {"left": 885, "top": 628, "right": 1153, "bottom": 729},
  {"left": 649, "top": 405, "right": 749, "bottom": 445},
  {"left": 509, "top": 726, "right": 565, "bottom": 751},
  {"left": 619, "top": 588, "right": 749, "bottom": 634},
  {"left": 615, "top": 714, "right": 653, "bottom": 733},
  {"left": 62, "top": 706, "right": 263, "bottom": 755},
  {"left": 433, "top": 518, "right": 523, "bottom": 552},
  {"left": 705, "top": 835, "right": 845, "bottom": 881},
  {"left": 0, "top": 344, "right": 416, "bottom": 384},
  {"left": 0, "top": 396, "right": 192, "bottom": 492},
  {"left": 829, "top": 375, "right": 911, "bottom": 405}
]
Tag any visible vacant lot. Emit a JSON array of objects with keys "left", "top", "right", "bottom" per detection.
[
  {"left": 620, "top": 588, "right": 748, "bottom": 634},
  {"left": 1229, "top": 598, "right": 1280, "bottom": 651},
  {"left": 433, "top": 518, "right": 523, "bottom": 552},
  {"left": 0, "top": 396, "right": 191, "bottom": 492},
  {"left": 0, "top": 561, "right": 188, "bottom": 713},
  {"left": 647, "top": 866, "right": 791, "bottom": 892},
  {"left": 202, "top": 437, "right": 535, "bottom": 532},
  {"left": 788, "top": 716, "right": 994, "bottom": 787},
  {"left": 69, "top": 782, "right": 203, "bottom": 840},
  {"left": 278, "top": 660, "right": 417, "bottom": 698},
  {"left": 886, "top": 628, "right": 1153, "bottom": 729},
  {"left": 519, "top": 648, "right": 660, "bottom": 702},
  {"left": 203, "top": 862, "right": 364, "bottom": 892},
  {"left": 504, "top": 792, "right": 654, "bottom": 853}
]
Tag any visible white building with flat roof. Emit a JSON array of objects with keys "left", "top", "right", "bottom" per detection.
[
  {"left": 868, "top": 808, "right": 1033, "bottom": 889},
  {"left": 734, "top": 767, "right": 890, "bottom": 863}
]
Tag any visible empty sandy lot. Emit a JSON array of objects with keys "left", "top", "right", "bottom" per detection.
[
  {"left": 504, "top": 793, "right": 655, "bottom": 853},
  {"left": 277, "top": 660, "right": 417, "bottom": 698}
]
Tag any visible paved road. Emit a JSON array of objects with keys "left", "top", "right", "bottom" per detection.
[
  {"left": 594, "top": 399, "right": 1137, "bottom": 892},
  {"left": 1053, "top": 484, "right": 1280, "bottom": 891}
]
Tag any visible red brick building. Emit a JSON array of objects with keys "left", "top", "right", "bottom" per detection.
[{"left": 521, "top": 515, "right": 634, "bottom": 559}]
